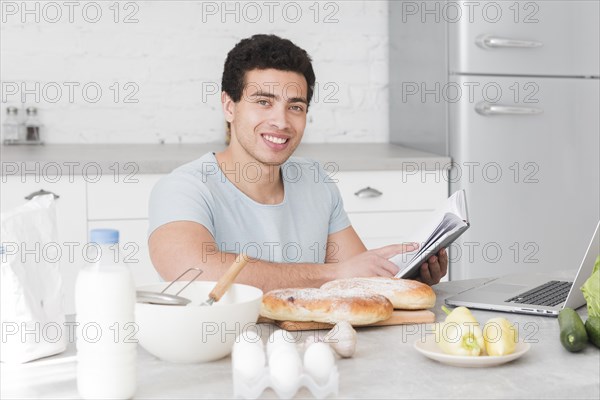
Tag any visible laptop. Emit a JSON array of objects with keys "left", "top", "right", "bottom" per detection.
[{"left": 445, "top": 221, "right": 600, "bottom": 317}]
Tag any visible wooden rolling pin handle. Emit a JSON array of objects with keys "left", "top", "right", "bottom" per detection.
[{"left": 208, "top": 253, "right": 249, "bottom": 302}]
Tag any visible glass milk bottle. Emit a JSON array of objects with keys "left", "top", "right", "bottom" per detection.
[{"left": 75, "top": 229, "right": 137, "bottom": 399}]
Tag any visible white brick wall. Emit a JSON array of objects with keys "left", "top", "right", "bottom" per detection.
[{"left": 0, "top": 1, "right": 389, "bottom": 144}]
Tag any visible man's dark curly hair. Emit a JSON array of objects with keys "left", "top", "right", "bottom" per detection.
[{"left": 221, "top": 34, "right": 316, "bottom": 107}]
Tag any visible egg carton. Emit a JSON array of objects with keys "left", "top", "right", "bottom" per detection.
[{"left": 232, "top": 365, "right": 339, "bottom": 399}]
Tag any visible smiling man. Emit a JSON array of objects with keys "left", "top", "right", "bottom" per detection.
[{"left": 148, "top": 34, "right": 447, "bottom": 292}]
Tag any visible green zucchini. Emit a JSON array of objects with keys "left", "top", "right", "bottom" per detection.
[
  {"left": 585, "top": 316, "right": 600, "bottom": 348},
  {"left": 558, "top": 308, "right": 588, "bottom": 352}
]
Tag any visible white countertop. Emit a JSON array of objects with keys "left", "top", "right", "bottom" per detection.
[
  {"left": 2, "top": 276, "right": 599, "bottom": 399},
  {"left": 1, "top": 143, "right": 451, "bottom": 174}
]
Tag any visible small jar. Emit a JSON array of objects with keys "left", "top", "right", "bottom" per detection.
[
  {"left": 25, "top": 107, "right": 41, "bottom": 142},
  {"left": 2, "top": 106, "right": 20, "bottom": 143}
]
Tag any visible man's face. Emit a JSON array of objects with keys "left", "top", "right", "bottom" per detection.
[{"left": 224, "top": 68, "right": 308, "bottom": 166}]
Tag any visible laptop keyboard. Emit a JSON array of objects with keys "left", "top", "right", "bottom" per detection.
[{"left": 505, "top": 280, "right": 573, "bottom": 307}]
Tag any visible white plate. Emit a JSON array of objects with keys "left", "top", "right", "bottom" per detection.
[{"left": 414, "top": 337, "right": 531, "bottom": 368}]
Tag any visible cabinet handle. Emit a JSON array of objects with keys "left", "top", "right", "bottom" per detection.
[
  {"left": 354, "top": 187, "right": 383, "bottom": 198},
  {"left": 475, "top": 102, "right": 543, "bottom": 116},
  {"left": 476, "top": 35, "right": 543, "bottom": 49},
  {"left": 25, "top": 189, "right": 60, "bottom": 200}
]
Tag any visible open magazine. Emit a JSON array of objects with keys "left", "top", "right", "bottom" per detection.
[{"left": 390, "top": 189, "right": 470, "bottom": 279}]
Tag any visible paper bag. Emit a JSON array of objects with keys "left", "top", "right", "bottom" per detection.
[{"left": 1, "top": 194, "right": 67, "bottom": 363}]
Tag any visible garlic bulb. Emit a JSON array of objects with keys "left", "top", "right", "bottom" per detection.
[{"left": 324, "top": 321, "right": 357, "bottom": 358}]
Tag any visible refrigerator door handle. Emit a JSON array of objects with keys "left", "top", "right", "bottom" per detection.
[
  {"left": 476, "top": 35, "right": 544, "bottom": 49},
  {"left": 475, "top": 102, "right": 544, "bottom": 116}
]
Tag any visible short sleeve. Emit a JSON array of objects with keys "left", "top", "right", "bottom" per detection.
[{"left": 147, "top": 172, "right": 216, "bottom": 238}]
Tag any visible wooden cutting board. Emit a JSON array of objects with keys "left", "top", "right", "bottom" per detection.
[{"left": 257, "top": 309, "right": 435, "bottom": 331}]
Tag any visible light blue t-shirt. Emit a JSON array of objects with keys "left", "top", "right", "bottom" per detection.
[{"left": 148, "top": 152, "right": 351, "bottom": 264}]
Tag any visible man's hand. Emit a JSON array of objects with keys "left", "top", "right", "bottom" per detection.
[
  {"left": 415, "top": 248, "right": 448, "bottom": 285},
  {"left": 331, "top": 243, "right": 419, "bottom": 280}
]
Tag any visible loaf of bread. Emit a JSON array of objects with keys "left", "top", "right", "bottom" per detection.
[
  {"left": 320, "top": 277, "right": 436, "bottom": 310},
  {"left": 260, "top": 288, "right": 393, "bottom": 326}
]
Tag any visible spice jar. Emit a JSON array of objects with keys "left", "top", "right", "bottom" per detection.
[
  {"left": 2, "top": 106, "right": 20, "bottom": 143},
  {"left": 25, "top": 107, "right": 41, "bottom": 142}
]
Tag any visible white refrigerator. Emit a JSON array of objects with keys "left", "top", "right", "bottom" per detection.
[{"left": 390, "top": 1, "right": 600, "bottom": 280}]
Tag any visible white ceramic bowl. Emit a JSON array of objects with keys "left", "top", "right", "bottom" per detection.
[{"left": 135, "top": 281, "right": 263, "bottom": 363}]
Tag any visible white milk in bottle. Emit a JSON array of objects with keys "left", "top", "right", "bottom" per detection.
[{"left": 75, "top": 229, "right": 136, "bottom": 399}]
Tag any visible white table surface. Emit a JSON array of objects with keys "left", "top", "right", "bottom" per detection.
[{"left": 2, "top": 277, "right": 599, "bottom": 399}]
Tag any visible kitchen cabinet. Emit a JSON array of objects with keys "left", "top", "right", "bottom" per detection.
[
  {"left": 86, "top": 175, "right": 162, "bottom": 220},
  {"left": 337, "top": 170, "right": 448, "bottom": 247},
  {"left": 336, "top": 170, "right": 447, "bottom": 213},
  {"left": 86, "top": 174, "right": 163, "bottom": 287}
]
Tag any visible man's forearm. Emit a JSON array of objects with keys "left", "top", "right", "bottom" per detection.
[
  {"left": 158, "top": 251, "right": 336, "bottom": 293},
  {"left": 149, "top": 222, "right": 341, "bottom": 292}
]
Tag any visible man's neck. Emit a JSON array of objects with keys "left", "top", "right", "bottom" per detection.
[{"left": 214, "top": 148, "right": 284, "bottom": 205}]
